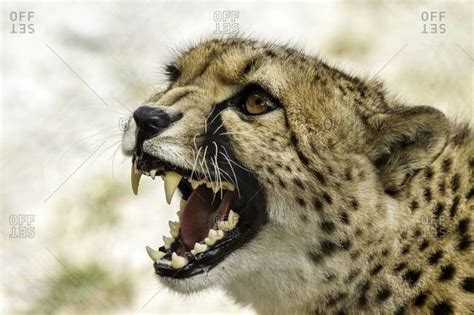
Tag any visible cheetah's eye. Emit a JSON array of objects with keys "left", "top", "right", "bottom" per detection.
[
  {"left": 240, "top": 87, "right": 280, "bottom": 116},
  {"left": 245, "top": 92, "right": 270, "bottom": 114}
]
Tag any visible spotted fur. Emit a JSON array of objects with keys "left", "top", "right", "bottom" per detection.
[{"left": 124, "top": 37, "right": 473, "bottom": 314}]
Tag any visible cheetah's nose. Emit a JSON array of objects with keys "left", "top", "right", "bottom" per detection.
[{"left": 133, "top": 105, "right": 172, "bottom": 134}]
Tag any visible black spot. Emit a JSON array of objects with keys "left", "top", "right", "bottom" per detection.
[
  {"left": 322, "top": 192, "right": 333, "bottom": 204},
  {"left": 376, "top": 287, "right": 392, "bottom": 302},
  {"left": 370, "top": 264, "right": 383, "bottom": 275},
  {"left": 293, "top": 177, "right": 304, "bottom": 189},
  {"left": 336, "top": 310, "right": 346, "bottom": 315},
  {"left": 357, "top": 294, "right": 367, "bottom": 307},
  {"left": 438, "top": 181, "right": 446, "bottom": 194},
  {"left": 357, "top": 280, "right": 371, "bottom": 307},
  {"left": 458, "top": 234, "right": 471, "bottom": 251},
  {"left": 320, "top": 240, "right": 337, "bottom": 255},
  {"left": 403, "top": 270, "right": 422, "bottom": 286},
  {"left": 345, "top": 169, "right": 353, "bottom": 181},
  {"left": 264, "top": 49, "right": 276, "bottom": 58},
  {"left": 278, "top": 178, "right": 287, "bottom": 189},
  {"left": 410, "top": 200, "right": 419, "bottom": 212},
  {"left": 341, "top": 239, "right": 352, "bottom": 250},
  {"left": 350, "top": 198, "right": 359, "bottom": 210},
  {"left": 450, "top": 174, "right": 461, "bottom": 192},
  {"left": 449, "top": 196, "right": 460, "bottom": 218},
  {"left": 300, "top": 214, "right": 308, "bottom": 222},
  {"left": 308, "top": 251, "right": 323, "bottom": 264},
  {"left": 346, "top": 269, "right": 360, "bottom": 283},
  {"left": 393, "top": 262, "right": 407, "bottom": 273},
  {"left": 290, "top": 133, "right": 298, "bottom": 146},
  {"left": 242, "top": 58, "right": 257, "bottom": 75},
  {"left": 382, "top": 249, "right": 389, "bottom": 256},
  {"left": 413, "top": 292, "right": 428, "bottom": 306},
  {"left": 423, "top": 188, "right": 432, "bottom": 202},
  {"left": 401, "top": 245, "right": 410, "bottom": 255},
  {"left": 428, "top": 250, "right": 443, "bottom": 265},
  {"left": 340, "top": 212, "right": 349, "bottom": 225},
  {"left": 327, "top": 292, "right": 346, "bottom": 306},
  {"left": 413, "top": 229, "right": 422, "bottom": 237},
  {"left": 432, "top": 301, "right": 453, "bottom": 315},
  {"left": 320, "top": 220, "right": 335, "bottom": 233},
  {"left": 355, "top": 228, "right": 362, "bottom": 236},
  {"left": 467, "top": 187, "right": 474, "bottom": 199},
  {"left": 394, "top": 305, "right": 406, "bottom": 315},
  {"left": 457, "top": 218, "right": 470, "bottom": 235},
  {"left": 296, "top": 197, "right": 306, "bottom": 207},
  {"left": 313, "top": 198, "right": 323, "bottom": 212},
  {"left": 419, "top": 240, "right": 429, "bottom": 251},
  {"left": 296, "top": 150, "right": 310, "bottom": 166},
  {"left": 438, "top": 264, "right": 455, "bottom": 281},
  {"left": 433, "top": 203, "right": 445, "bottom": 218},
  {"left": 461, "top": 277, "right": 474, "bottom": 293},
  {"left": 441, "top": 158, "right": 452, "bottom": 172},
  {"left": 424, "top": 167, "right": 434, "bottom": 179},
  {"left": 312, "top": 170, "right": 326, "bottom": 185}
]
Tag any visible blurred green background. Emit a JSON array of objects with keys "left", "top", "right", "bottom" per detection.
[{"left": 1, "top": 1, "right": 472, "bottom": 314}]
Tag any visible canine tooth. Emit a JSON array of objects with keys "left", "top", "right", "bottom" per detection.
[
  {"left": 191, "top": 243, "right": 208, "bottom": 255},
  {"left": 131, "top": 163, "right": 142, "bottom": 195},
  {"left": 163, "top": 172, "right": 182, "bottom": 204},
  {"left": 150, "top": 169, "right": 157, "bottom": 179},
  {"left": 145, "top": 246, "right": 166, "bottom": 262},
  {"left": 171, "top": 252, "right": 187, "bottom": 269},
  {"left": 163, "top": 236, "right": 174, "bottom": 250},
  {"left": 168, "top": 221, "right": 180, "bottom": 238}
]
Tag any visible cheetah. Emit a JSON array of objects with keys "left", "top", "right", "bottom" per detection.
[{"left": 121, "top": 37, "right": 473, "bottom": 314}]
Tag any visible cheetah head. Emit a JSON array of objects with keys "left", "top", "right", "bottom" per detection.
[{"left": 121, "top": 38, "right": 449, "bottom": 302}]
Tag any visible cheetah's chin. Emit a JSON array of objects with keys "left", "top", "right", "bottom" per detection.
[{"left": 131, "top": 152, "right": 266, "bottom": 279}]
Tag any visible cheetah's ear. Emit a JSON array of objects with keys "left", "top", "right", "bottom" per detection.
[{"left": 366, "top": 106, "right": 450, "bottom": 194}]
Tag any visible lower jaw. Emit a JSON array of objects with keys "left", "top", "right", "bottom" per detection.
[{"left": 154, "top": 222, "right": 258, "bottom": 279}]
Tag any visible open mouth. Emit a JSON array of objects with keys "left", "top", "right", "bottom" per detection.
[{"left": 131, "top": 153, "right": 266, "bottom": 279}]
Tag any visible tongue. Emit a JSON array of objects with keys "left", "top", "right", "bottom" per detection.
[{"left": 180, "top": 185, "right": 235, "bottom": 249}]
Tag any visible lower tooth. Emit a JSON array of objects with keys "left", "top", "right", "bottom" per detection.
[
  {"left": 191, "top": 243, "right": 208, "bottom": 255},
  {"left": 171, "top": 252, "right": 187, "bottom": 269},
  {"left": 145, "top": 246, "right": 166, "bottom": 262},
  {"left": 204, "top": 229, "right": 224, "bottom": 246}
]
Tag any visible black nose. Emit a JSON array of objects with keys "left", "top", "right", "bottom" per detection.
[{"left": 133, "top": 106, "right": 172, "bottom": 134}]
